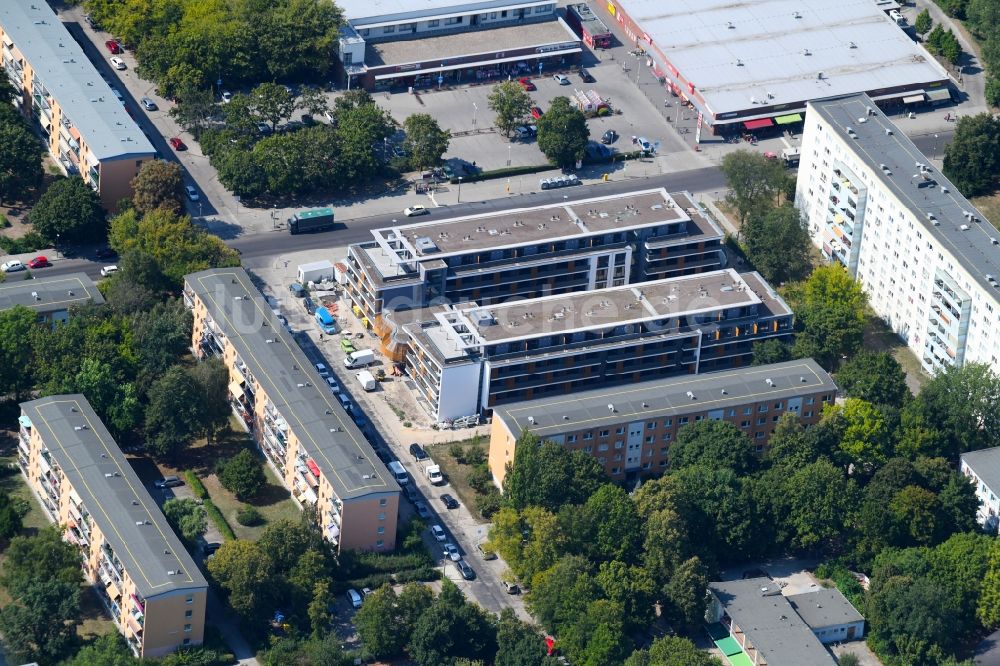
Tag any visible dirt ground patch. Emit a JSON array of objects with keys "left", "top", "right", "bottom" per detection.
[
  {"left": 201, "top": 465, "right": 302, "bottom": 541},
  {"left": 863, "top": 315, "right": 930, "bottom": 393}
]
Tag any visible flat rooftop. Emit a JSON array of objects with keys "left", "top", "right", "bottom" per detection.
[
  {"left": 0, "top": 273, "right": 104, "bottom": 313},
  {"left": 185, "top": 268, "right": 398, "bottom": 502},
  {"left": 342, "top": 0, "right": 547, "bottom": 24},
  {"left": 367, "top": 20, "right": 577, "bottom": 67},
  {"left": 617, "top": 0, "right": 948, "bottom": 119},
  {"left": 454, "top": 268, "right": 788, "bottom": 344},
  {"left": 810, "top": 94, "right": 1000, "bottom": 297},
  {"left": 0, "top": 0, "right": 155, "bottom": 161},
  {"left": 21, "top": 396, "right": 206, "bottom": 598},
  {"left": 787, "top": 588, "right": 864, "bottom": 629},
  {"left": 494, "top": 359, "right": 835, "bottom": 438},
  {"left": 710, "top": 578, "right": 837, "bottom": 666}
]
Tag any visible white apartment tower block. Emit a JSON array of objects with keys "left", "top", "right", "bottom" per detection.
[{"left": 795, "top": 94, "right": 1000, "bottom": 375}]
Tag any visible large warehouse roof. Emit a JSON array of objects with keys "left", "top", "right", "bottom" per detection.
[{"left": 616, "top": 0, "right": 948, "bottom": 119}]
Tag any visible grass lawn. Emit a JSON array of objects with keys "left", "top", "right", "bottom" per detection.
[
  {"left": 202, "top": 462, "right": 302, "bottom": 541},
  {"left": 972, "top": 193, "right": 1000, "bottom": 232},
  {"left": 425, "top": 438, "right": 491, "bottom": 523}
]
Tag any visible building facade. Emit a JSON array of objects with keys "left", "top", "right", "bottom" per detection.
[
  {"left": 796, "top": 93, "right": 1000, "bottom": 375},
  {"left": 488, "top": 359, "right": 835, "bottom": 485},
  {"left": 337, "top": 0, "right": 580, "bottom": 91},
  {"left": 1, "top": 0, "right": 155, "bottom": 209},
  {"left": 0, "top": 272, "right": 105, "bottom": 326},
  {"left": 960, "top": 447, "right": 1000, "bottom": 533},
  {"left": 184, "top": 268, "right": 400, "bottom": 552},
  {"left": 17, "top": 396, "right": 207, "bottom": 658},
  {"left": 345, "top": 189, "right": 724, "bottom": 320},
  {"left": 400, "top": 268, "right": 793, "bottom": 422}
]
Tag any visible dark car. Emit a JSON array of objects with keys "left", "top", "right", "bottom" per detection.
[
  {"left": 457, "top": 559, "right": 476, "bottom": 580},
  {"left": 409, "top": 443, "right": 429, "bottom": 461},
  {"left": 601, "top": 129, "right": 618, "bottom": 144},
  {"left": 579, "top": 68, "right": 594, "bottom": 83},
  {"left": 204, "top": 542, "right": 222, "bottom": 555},
  {"left": 95, "top": 247, "right": 118, "bottom": 260},
  {"left": 441, "top": 493, "right": 459, "bottom": 510},
  {"left": 303, "top": 296, "right": 316, "bottom": 315},
  {"left": 288, "top": 282, "right": 306, "bottom": 298},
  {"left": 301, "top": 114, "right": 315, "bottom": 126}
]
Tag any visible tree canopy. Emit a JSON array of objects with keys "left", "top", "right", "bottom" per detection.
[
  {"left": 536, "top": 97, "right": 590, "bottom": 168},
  {"left": 403, "top": 113, "right": 451, "bottom": 171},
  {"left": 942, "top": 112, "right": 1000, "bottom": 197},
  {"left": 720, "top": 150, "right": 790, "bottom": 227},
  {"left": 28, "top": 177, "right": 105, "bottom": 244},
  {"left": 501, "top": 432, "right": 605, "bottom": 512},
  {"left": 488, "top": 80, "right": 533, "bottom": 137},
  {"left": 130, "top": 159, "right": 186, "bottom": 215},
  {"left": 741, "top": 203, "right": 812, "bottom": 284}
]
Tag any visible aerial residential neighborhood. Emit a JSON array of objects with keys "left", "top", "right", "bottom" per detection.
[{"left": 1, "top": 0, "right": 1000, "bottom": 664}]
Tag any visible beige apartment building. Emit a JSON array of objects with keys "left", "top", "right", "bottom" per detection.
[
  {"left": 184, "top": 268, "right": 400, "bottom": 552},
  {"left": 489, "top": 359, "right": 836, "bottom": 486},
  {"left": 1, "top": 0, "right": 154, "bottom": 209},
  {"left": 17, "top": 396, "right": 207, "bottom": 658}
]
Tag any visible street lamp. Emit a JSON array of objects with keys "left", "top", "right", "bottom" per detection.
[
  {"left": 507, "top": 143, "right": 511, "bottom": 167},
  {"left": 457, "top": 176, "right": 463, "bottom": 203},
  {"left": 472, "top": 102, "right": 478, "bottom": 129}
]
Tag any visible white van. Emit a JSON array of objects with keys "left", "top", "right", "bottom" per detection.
[
  {"left": 387, "top": 460, "right": 409, "bottom": 485},
  {"left": 889, "top": 9, "right": 906, "bottom": 25}
]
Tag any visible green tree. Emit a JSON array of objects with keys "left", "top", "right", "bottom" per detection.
[
  {"left": 223, "top": 93, "right": 263, "bottom": 136},
  {"left": 355, "top": 585, "right": 406, "bottom": 658},
  {"left": 502, "top": 433, "right": 605, "bottom": 512},
  {"left": 940, "top": 29, "right": 963, "bottom": 64},
  {"left": 558, "top": 599, "right": 631, "bottom": 666},
  {"left": 29, "top": 176, "right": 105, "bottom": 244},
  {"left": 790, "top": 265, "right": 868, "bottom": 369},
  {"left": 905, "top": 362, "right": 1000, "bottom": 458},
  {"left": 334, "top": 101, "right": 395, "bottom": 182},
  {"left": 978, "top": 538, "right": 1000, "bottom": 627},
  {"left": 823, "top": 398, "right": 892, "bottom": 471},
  {"left": 189, "top": 356, "right": 231, "bottom": 441},
  {"left": 596, "top": 560, "right": 656, "bottom": 632},
  {"left": 536, "top": 96, "right": 590, "bottom": 168},
  {"left": 583, "top": 484, "right": 642, "bottom": 563},
  {"left": 403, "top": 113, "right": 451, "bottom": 171},
  {"left": 0, "top": 491, "right": 24, "bottom": 541},
  {"left": 741, "top": 203, "right": 812, "bottom": 284},
  {"left": 0, "top": 112, "right": 44, "bottom": 206},
  {"left": 408, "top": 580, "right": 497, "bottom": 666},
  {"left": 669, "top": 420, "right": 758, "bottom": 475},
  {"left": 207, "top": 540, "right": 276, "bottom": 621},
  {"left": 217, "top": 449, "right": 266, "bottom": 500},
  {"left": 528, "top": 555, "right": 600, "bottom": 632},
  {"left": 307, "top": 579, "right": 331, "bottom": 638},
  {"left": 215, "top": 148, "right": 266, "bottom": 198},
  {"left": 943, "top": 112, "right": 1000, "bottom": 197},
  {"left": 625, "top": 635, "right": 722, "bottom": 666},
  {"left": 782, "top": 459, "right": 856, "bottom": 552},
  {"left": 252, "top": 82, "right": 296, "bottom": 131},
  {"left": 130, "top": 298, "right": 193, "bottom": 385},
  {"left": 297, "top": 85, "right": 330, "bottom": 118},
  {"left": 169, "top": 84, "right": 218, "bottom": 137},
  {"left": 488, "top": 80, "right": 533, "bottom": 137},
  {"left": 915, "top": 8, "right": 933, "bottom": 35},
  {"left": 163, "top": 498, "right": 207, "bottom": 542},
  {"left": 836, "top": 351, "right": 910, "bottom": 408},
  {"left": 1, "top": 527, "right": 83, "bottom": 593},
  {"left": 751, "top": 338, "right": 792, "bottom": 365},
  {"left": 130, "top": 159, "right": 186, "bottom": 215},
  {"left": 663, "top": 556, "right": 709, "bottom": 631},
  {"left": 0, "top": 305, "right": 38, "bottom": 399},
  {"left": 144, "top": 365, "right": 208, "bottom": 457},
  {"left": 495, "top": 607, "right": 558, "bottom": 666},
  {"left": 721, "top": 150, "right": 789, "bottom": 227},
  {"left": 867, "top": 575, "right": 962, "bottom": 664},
  {"left": 0, "top": 579, "right": 81, "bottom": 663}
]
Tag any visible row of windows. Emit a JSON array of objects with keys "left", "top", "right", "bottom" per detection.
[
  {"left": 562, "top": 398, "right": 825, "bottom": 441},
  {"left": 358, "top": 5, "right": 552, "bottom": 36}
]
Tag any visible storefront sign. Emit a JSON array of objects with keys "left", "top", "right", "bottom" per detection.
[
  {"left": 535, "top": 42, "right": 576, "bottom": 54},
  {"left": 395, "top": 63, "right": 420, "bottom": 72},
  {"left": 695, "top": 111, "right": 703, "bottom": 144},
  {"left": 607, "top": 1, "right": 616, "bottom": 16}
]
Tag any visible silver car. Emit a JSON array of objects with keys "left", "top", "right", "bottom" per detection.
[{"left": 140, "top": 97, "right": 158, "bottom": 111}]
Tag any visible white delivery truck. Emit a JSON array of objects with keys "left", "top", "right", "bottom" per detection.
[
  {"left": 356, "top": 370, "right": 377, "bottom": 391},
  {"left": 387, "top": 460, "right": 409, "bottom": 485},
  {"left": 425, "top": 464, "right": 444, "bottom": 485},
  {"left": 344, "top": 349, "right": 375, "bottom": 368}
]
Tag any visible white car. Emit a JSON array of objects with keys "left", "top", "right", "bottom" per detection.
[
  {"left": 346, "top": 589, "right": 363, "bottom": 609},
  {"left": 1, "top": 260, "right": 25, "bottom": 273},
  {"left": 185, "top": 185, "right": 200, "bottom": 201},
  {"left": 443, "top": 543, "right": 461, "bottom": 562},
  {"left": 553, "top": 74, "right": 570, "bottom": 85},
  {"left": 110, "top": 56, "right": 126, "bottom": 70},
  {"left": 315, "top": 363, "right": 330, "bottom": 378},
  {"left": 404, "top": 205, "right": 430, "bottom": 217},
  {"left": 430, "top": 524, "right": 447, "bottom": 542},
  {"left": 221, "top": 91, "right": 232, "bottom": 103},
  {"left": 325, "top": 376, "right": 341, "bottom": 394},
  {"left": 636, "top": 137, "right": 654, "bottom": 153},
  {"left": 100, "top": 265, "right": 118, "bottom": 277}
]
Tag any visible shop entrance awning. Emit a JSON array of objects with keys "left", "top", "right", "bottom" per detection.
[
  {"left": 926, "top": 87, "right": 952, "bottom": 102},
  {"left": 902, "top": 93, "right": 925, "bottom": 104},
  {"left": 774, "top": 113, "right": 802, "bottom": 125},
  {"left": 743, "top": 118, "right": 774, "bottom": 130}
]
